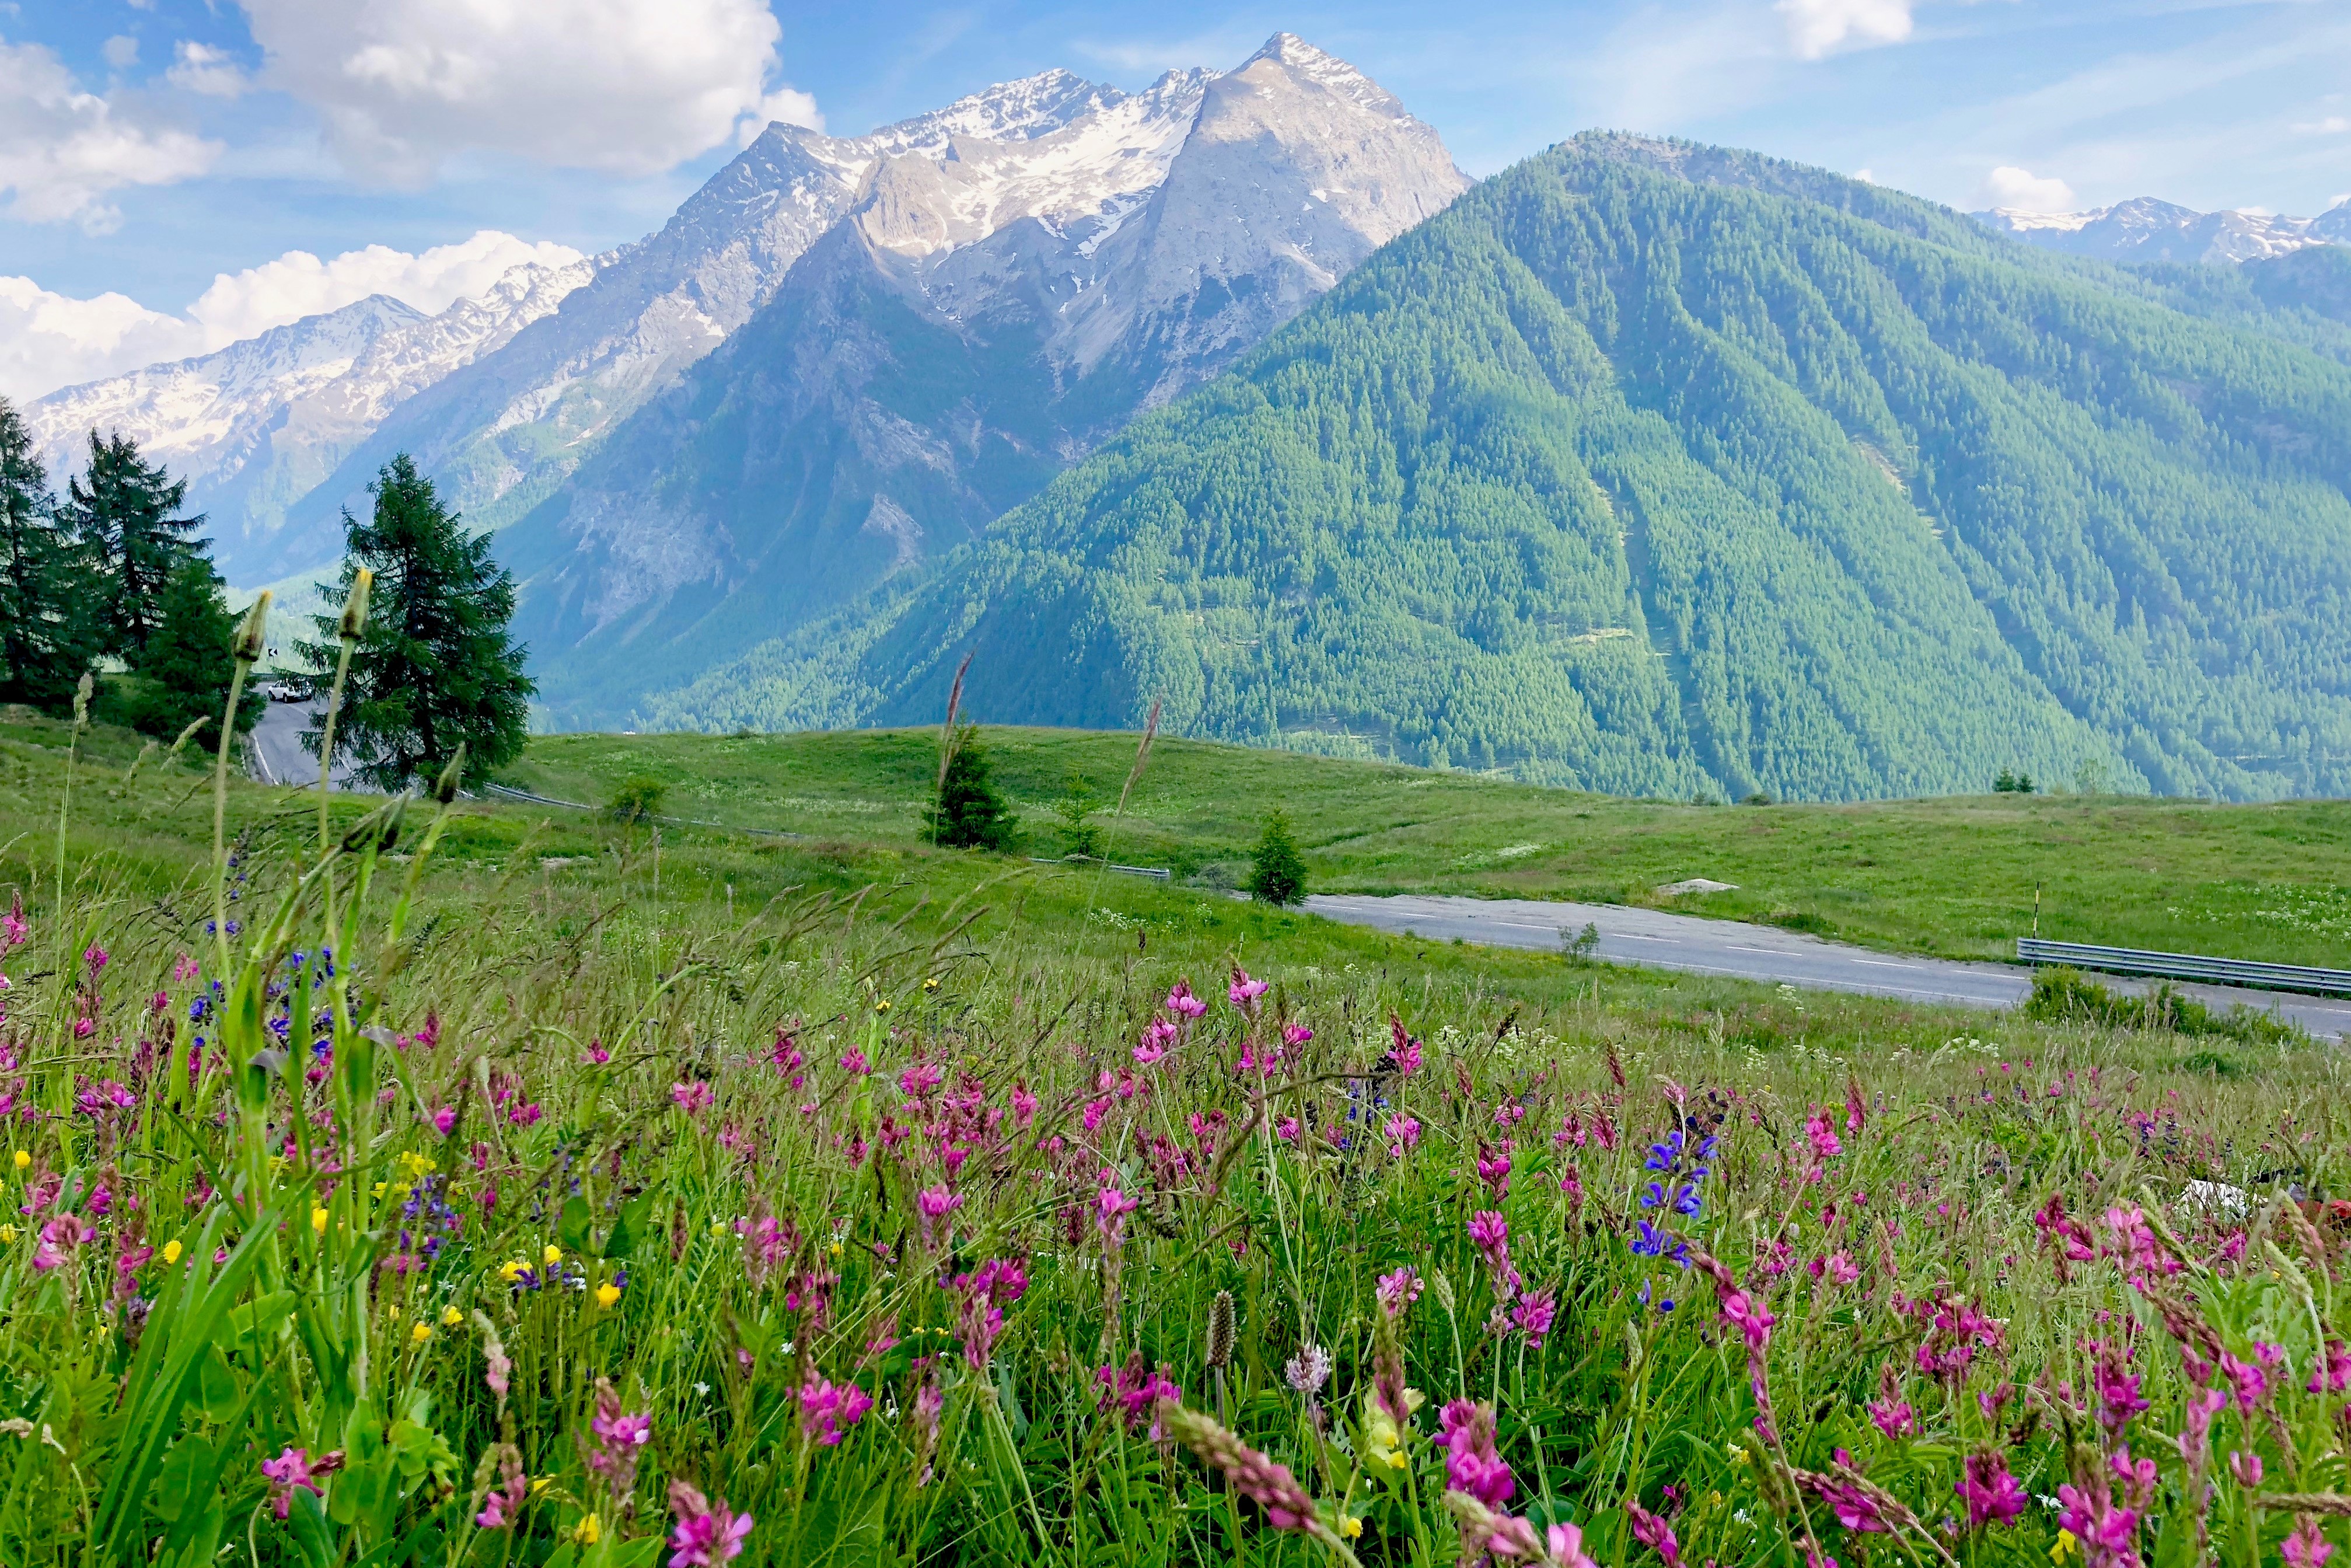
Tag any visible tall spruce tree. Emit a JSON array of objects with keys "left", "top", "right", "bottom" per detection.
[
  {"left": 59, "top": 430, "right": 207, "bottom": 658},
  {"left": 125, "top": 554, "right": 264, "bottom": 739},
  {"left": 0, "top": 397, "right": 97, "bottom": 713},
  {"left": 295, "top": 454, "right": 533, "bottom": 791}
]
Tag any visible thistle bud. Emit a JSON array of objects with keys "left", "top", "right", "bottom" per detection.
[
  {"left": 1206, "top": 1290, "right": 1236, "bottom": 1371},
  {"left": 434, "top": 743, "right": 467, "bottom": 804},
  {"left": 233, "top": 591, "right": 270, "bottom": 664},
  {"left": 338, "top": 570, "right": 372, "bottom": 642}
]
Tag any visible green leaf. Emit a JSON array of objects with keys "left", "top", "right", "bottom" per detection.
[
  {"left": 148, "top": 1434, "right": 213, "bottom": 1523},
  {"left": 560, "top": 1195, "right": 593, "bottom": 1254}
]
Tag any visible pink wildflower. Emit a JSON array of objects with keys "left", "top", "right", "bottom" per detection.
[
  {"left": 1958, "top": 1451, "right": 2026, "bottom": 1528},
  {"left": 669, "top": 1081, "right": 713, "bottom": 1117},
  {"left": 1228, "top": 968, "right": 1269, "bottom": 1010},
  {"left": 799, "top": 1375, "right": 874, "bottom": 1446},
  {"left": 1384, "top": 1113, "right": 1421, "bottom": 1157},
  {"left": 1511, "top": 1288, "right": 1557, "bottom": 1349},
  {"left": 666, "top": 1480, "right": 754, "bottom": 1566},
  {"left": 1387, "top": 1015, "right": 1423, "bottom": 1075},
  {"left": 1095, "top": 1171, "right": 1138, "bottom": 1249},
  {"left": 2284, "top": 1518, "right": 2336, "bottom": 1568},
  {"left": 1096, "top": 1353, "right": 1182, "bottom": 1434},
  {"left": 1376, "top": 1266, "right": 1423, "bottom": 1317},
  {"left": 1164, "top": 980, "right": 1207, "bottom": 1019},
  {"left": 260, "top": 1446, "right": 344, "bottom": 1519},
  {"left": 1439, "top": 1399, "right": 1514, "bottom": 1507},
  {"left": 914, "top": 1186, "right": 963, "bottom": 1249},
  {"left": 1626, "top": 1499, "right": 1681, "bottom": 1566}
]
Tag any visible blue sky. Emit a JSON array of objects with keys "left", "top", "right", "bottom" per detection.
[{"left": 3, "top": 0, "right": 2347, "bottom": 398}]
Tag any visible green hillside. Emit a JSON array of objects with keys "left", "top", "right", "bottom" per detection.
[
  {"left": 645, "top": 133, "right": 2351, "bottom": 802},
  {"left": 500, "top": 725, "right": 2351, "bottom": 968}
]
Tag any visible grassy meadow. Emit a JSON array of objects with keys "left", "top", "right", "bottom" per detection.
[
  {"left": 0, "top": 702, "right": 2347, "bottom": 1566},
  {"left": 506, "top": 727, "right": 2351, "bottom": 969}
]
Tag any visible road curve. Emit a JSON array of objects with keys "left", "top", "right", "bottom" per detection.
[
  {"left": 247, "top": 696, "right": 361, "bottom": 790},
  {"left": 1303, "top": 892, "right": 2351, "bottom": 1041}
]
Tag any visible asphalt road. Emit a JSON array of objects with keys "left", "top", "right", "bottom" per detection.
[
  {"left": 1303, "top": 892, "right": 2351, "bottom": 1040},
  {"left": 247, "top": 695, "right": 361, "bottom": 790}
]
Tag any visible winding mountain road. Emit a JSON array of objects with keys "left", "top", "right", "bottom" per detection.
[{"left": 1304, "top": 892, "right": 2351, "bottom": 1040}]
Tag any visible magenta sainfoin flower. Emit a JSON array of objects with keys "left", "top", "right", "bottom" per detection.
[
  {"left": 1134, "top": 1018, "right": 1178, "bottom": 1066},
  {"left": 1476, "top": 1142, "right": 1513, "bottom": 1200},
  {"left": 1387, "top": 1015, "right": 1423, "bottom": 1075},
  {"left": 1096, "top": 1353, "right": 1182, "bottom": 1434},
  {"left": 953, "top": 1256, "right": 1027, "bottom": 1368},
  {"left": 669, "top": 1080, "right": 713, "bottom": 1116},
  {"left": 2219, "top": 1348, "right": 2272, "bottom": 1414},
  {"left": 1511, "top": 1288, "right": 1557, "bottom": 1348},
  {"left": 2283, "top": 1518, "right": 2336, "bottom": 1568},
  {"left": 1165, "top": 980, "right": 1207, "bottom": 1019},
  {"left": 581, "top": 1379, "right": 652, "bottom": 1495},
  {"left": 914, "top": 1186, "right": 963, "bottom": 1249},
  {"left": 667, "top": 1479, "right": 754, "bottom": 1566},
  {"left": 799, "top": 1375, "right": 874, "bottom": 1446},
  {"left": 1804, "top": 1107, "right": 1843, "bottom": 1162},
  {"left": 1228, "top": 968, "right": 1269, "bottom": 1010},
  {"left": 2095, "top": 1341, "right": 2149, "bottom": 1433},
  {"left": 1957, "top": 1451, "right": 2026, "bottom": 1528},
  {"left": 2309, "top": 1339, "right": 2351, "bottom": 1395},
  {"left": 1376, "top": 1266, "right": 1423, "bottom": 1317},
  {"left": 1626, "top": 1499, "right": 1682, "bottom": 1566},
  {"left": 32, "top": 1213, "right": 92, "bottom": 1272},
  {"left": 1440, "top": 1399, "right": 1514, "bottom": 1506},
  {"left": 1867, "top": 1395, "right": 1916, "bottom": 1439},
  {"left": 2057, "top": 1471, "right": 2140, "bottom": 1568},
  {"left": 474, "top": 1444, "right": 528, "bottom": 1528},
  {"left": 1384, "top": 1113, "right": 1421, "bottom": 1157},
  {"left": 260, "top": 1446, "right": 344, "bottom": 1519},
  {"left": 1095, "top": 1171, "right": 1138, "bottom": 1249},
  {"left": 1159, "top": 1403, "right": 1342, "bottom": 1546}
]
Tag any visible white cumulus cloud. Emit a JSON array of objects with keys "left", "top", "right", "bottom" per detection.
[
  {"left": 0, "top": 37, "right": 221, "bottom": 231},
  {"left": 1778, "top": 0, "right": 1916, "bottom": 60},
  {"left": 1980, "top": 165, "right": 2078, "bottom": 212},
  {"left": 184, "top": 229, "right": 584, "bottom": 345},
  {"left": 0, "top": 230, "right": 583, "bottom": 402},
  {"left": 166, "top": 41, "right": 252, "bottom": 99},
  {"left": 0, "top": 276, "right": 202, "bottom": 403},
  {"left": 233, "top": 0, "right": 820, "bottom": 183}
]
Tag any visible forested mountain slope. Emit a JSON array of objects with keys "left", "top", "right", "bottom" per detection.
[{"left": 647, "top": 133, "right": 2351, "bottom": 802}]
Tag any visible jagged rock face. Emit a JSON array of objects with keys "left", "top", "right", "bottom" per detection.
[
  {"left": 1976, "top": 195, "right": 2351, "bottom": 265},
  {"left": 27, "top": 261, "right": 592, "bottom": 578},
  {"left": 502, "top": 33, "right": 1468, "bottom": 726}
]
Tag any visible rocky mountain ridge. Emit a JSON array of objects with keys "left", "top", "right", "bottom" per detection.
[{"left": 1975, "top": 194, "right": 2351, "bottom": 265}]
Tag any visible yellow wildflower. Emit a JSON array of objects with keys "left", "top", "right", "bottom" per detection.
[
  {"left": 11, "top": 1150, "right": 27, "bottom": 1169},
  {"left": 1363, "top": 1386, "right": 1424, "bottom": 1471},
  {"left": 596, "top": 1283, "right": 621, "bottom": 1309},
  {"left": 543, "top": 1244, "right": 563, "bottom": 1266},
  {"left": 312, "top": 1207, "right": 330, "bottom": 1235},
  {"left": 2052, "top": 1530, "right": 2080, "bottom": 1564},
  {"left": 0, "top": 1225, "right": 16, "bottom": 1245},
  {"left": 875, "top": 998, "right": 892, "bottom": 1014},
  {"left": 531, "top": 1477, "right": 553, "bottom": 1496},
  {"left": 922, "top": 977, "right": 939, "bottom": 992},
  {"left": 442, "top": 1306, "right": 464, "bottom": 1327},
  {"left": 499, "top": 1259, "right": 528, "bottom": 1283},
  {"left": 575, "top": 1515, "right": 602, "bottom": 1545},
  {"left": 410, "top": 1322, "right": 432, "bottom": 1345},
  {"left": 162, "top": 1238, "right": 181, "bottom": 1264},
  {"left": 1340, "top": 1515, "right": 1363, "bottom": 1539}
]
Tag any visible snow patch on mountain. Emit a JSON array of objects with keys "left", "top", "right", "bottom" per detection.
[{"left": 1975, "top": 195, "right": 2349, "bottom": 264}]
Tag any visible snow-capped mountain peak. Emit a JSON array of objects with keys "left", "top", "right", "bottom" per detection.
[{"left": 1976, "top": 195, "right": 2344, "bottom": 265}]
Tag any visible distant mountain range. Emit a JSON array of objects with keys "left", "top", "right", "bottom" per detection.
[
  {"left": 25, "top": 259, "right": 593, "bottom": 570},
  {"left": 1975, "top": 195, "right": 2351, "bottom": 266},
  {"left": 658, "top": 135, "right": 2351, "bottom": 801},
  {"left": 24, "top": 79, "right": 2351, "bottom": 801}
]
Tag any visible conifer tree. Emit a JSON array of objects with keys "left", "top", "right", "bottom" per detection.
[
  {"left": 0, "top": 397, "right": 97, "bottom": 713},
  {"left": 926, "top": 725, "right": 1018, "bottom": 851},
  {"left": 1247, "top": 809, "right": 1308, "bottom": 907},
  {"left": 125, "top": 554, "right": 263, "bottom": 739},
  {"left": 294, "top": 454, "right": 533, "bottom": 791},
  {"left": 58, "top": 430, "right": 207, "bottom": 657}
]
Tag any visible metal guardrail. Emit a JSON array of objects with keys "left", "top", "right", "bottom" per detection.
[
  {"left": 1028, "top": 857, "right": 1171, "bottom": 881},
  {"left": 2017, "top": 937, "right": 2351, "bottom": 997}
]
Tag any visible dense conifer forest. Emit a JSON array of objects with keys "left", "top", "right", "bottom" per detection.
[{"left": 648, "top": 135, "right": 2351, "bottom": 801}]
